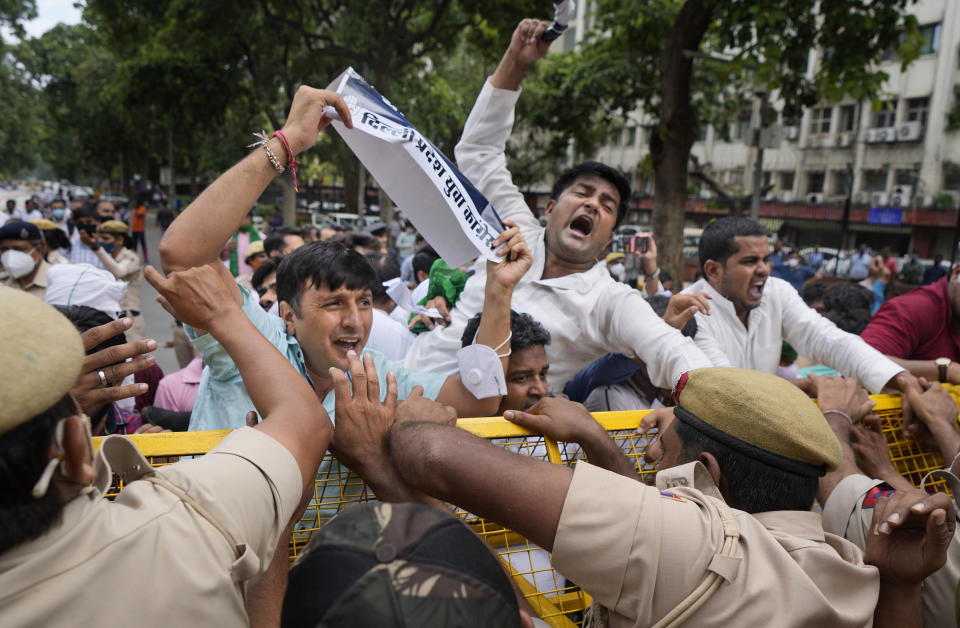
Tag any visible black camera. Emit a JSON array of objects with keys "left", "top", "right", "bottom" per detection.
[
  {"left": 612, "top": 233, "right": 649, "bottom": 255},
  {"left": 80, "top": 223, "right": 98, "bottom": 236}
]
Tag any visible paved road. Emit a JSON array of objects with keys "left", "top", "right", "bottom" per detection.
[{"left": 139, "top": 215, "right": 186, "bottom": 376}]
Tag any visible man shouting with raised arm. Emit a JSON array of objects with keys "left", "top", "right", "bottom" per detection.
[
  {"left": 403, "top": 18, "right": 712, "bottom": 391},
  {"left": 158, "top": 86, "right": 533, "bottom": 431}
]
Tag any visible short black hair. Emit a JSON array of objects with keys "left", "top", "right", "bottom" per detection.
[
  {"left": 364, "top": 252, "right": 401, "bottom": 302},
  {"left": 40, "top": 228, "right": 71, "bottom": 256},
  {"left": 801, "top": 281, "right": 827, "bottom": 306},
  {"left": 698, "top": 217, "right": 768, "bottom": 272},
  {"left": 252, "top": 258, "right": 278, "bottom": 293},
  {"left": 461, "top": 310, "right": 551, "bottom": 350},
  {"left": 673, "top": 420, "right": 818, "bottom": 513},
  {"left": 331, "top": 231, "right": 382, "bottom": 253},
  {"left": 71, "top": 203, "right": 98, "bottom": 222},
  {"left": 412, "top": 246, "right": 440, "bottom": 278},
  {"left": 55, "top": 305, "right": 126, "bottom": 353},
  {"left": 551, "top": 161, "right": 631, "bottom": 228},
  {"left": 0, "top": 394, "right": 76, "bottom": 554},
  {"left": 276, "top": 241, "right": 376, "bottom": 316},
  {"left": 646, "top": 295, "right": 696, "bottom": 338},
  {"left": 822, "top": 283, "right": 874, "bottom": 334},
  {"left": 264, "top": 227, "right": 303, "bottom": 258}
]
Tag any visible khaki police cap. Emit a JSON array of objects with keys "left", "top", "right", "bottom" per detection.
[
  {"left": 99, "top": 220, "right": 129, "bottom": 234},
  {"left": 674, "top": 367, "right": 842, "bottom": 476},
  {"left": 0, "top": 287, "right": 84, "bottom": 434},
  {"left": 29, "top": 219, "right": 59, "bottom": 231},
  {"left": 244, "top": 240, "right": 265, "bottom": 260}
]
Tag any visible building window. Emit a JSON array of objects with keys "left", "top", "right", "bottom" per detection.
[
  {"left": 919, "top": 23, "right": 941, "bottom": 55},
  {"left": 874, "top": 101, "right": 897, "bottom": 128},
  {"left": 895, "top": 169, "right": 918, "bottom": 186},
  {"left": 735, "top": 109, "right": 752, "bottom": 141},
  {"left": 807, "top": 171, "right": 825, "bottom": 194},
  {"left": 808, "top": 107, "right": 832, "bottom": 135},
  {"left": 729, "top": 167, "right": 745, "bottom": 187},
  {"left": 626, "top": 127, "right": 637, "bottom": 146},
  {"left": 839, "top": 105, "right": 857, "bottom": 132},
  {"left": 863, "top": 169, "right": 888, "bottom": 192},
  {"left": 833, "top": 171, "right": 851, "bottom": 196},
  {"left": 780, "top": 171, "right": 795, "bottom": 192},
  {"left": 944, "top": 163, "right": 960, "bottom": 190},
  {"left": 906, "top": 97, "right": 929, "bottom": 127}
]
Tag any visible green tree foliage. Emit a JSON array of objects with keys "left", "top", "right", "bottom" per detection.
[{"left": 520, "top": 0, "right": 921, "bottom": 280}]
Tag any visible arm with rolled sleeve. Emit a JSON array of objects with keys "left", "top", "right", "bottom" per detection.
[
  {"left": 778, "top": 281, "right": 903, "bottom": 392},
  {"left": 601, "top": 285, "right": 714, "bottom": 389},
  {"left": 188, "top": 285, "right": 288, "bottom": 383},
  {"left": 455, "top": 79, "right": 540, "bottom": 239}
]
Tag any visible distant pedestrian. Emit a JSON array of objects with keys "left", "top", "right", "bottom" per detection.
[
  {"left": 848, "top": 243, "right": 871, "bottom": 280},
  {"left": 131, "top": 201, "right": 148, "bottom": 262},
  {"left": 156, "top": 205, "right": 174, "bottom": 232},
  {"left": 923, "top": 254, "right": 948, "bottom": 285},
  {"left": 268, "top": 206, "right": 284, "bottom": 230},
  {"left": 805, "top": 245, "right": 823, "bottom": 270}
]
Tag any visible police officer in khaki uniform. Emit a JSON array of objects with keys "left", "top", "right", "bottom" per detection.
[
  {"left": 0, "top": 220, "right": 54, "bottom": 299},
  {"left": 0, "top": 257, "right": 334, "bottom": 626},
  {"left": 343, "top": 366, "right": 955, "bottom": 627}
]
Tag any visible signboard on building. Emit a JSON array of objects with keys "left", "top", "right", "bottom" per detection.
[{"left": 868, "top": 207, "right": 903, "bottom": 225}]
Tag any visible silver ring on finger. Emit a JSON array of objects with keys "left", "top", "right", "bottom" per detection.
[{"left": 97, "top": 370, "right": 109, "bottom": 387}]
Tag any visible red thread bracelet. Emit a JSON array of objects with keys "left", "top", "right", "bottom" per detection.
[{"left": 272, "top": 130, "right": 300, "bottom": 192}]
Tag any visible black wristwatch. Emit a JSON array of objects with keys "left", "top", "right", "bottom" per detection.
[{"left": 935, "top": 357, "right": 951, "bottom": 384}]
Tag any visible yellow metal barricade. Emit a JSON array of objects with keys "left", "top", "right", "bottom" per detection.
[{"left": 94, "top": 388, "right": 960, "bottom": 627}]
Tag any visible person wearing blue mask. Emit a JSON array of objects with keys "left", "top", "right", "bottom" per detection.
[
  {"left": 94, "top": 220, "right": 146, "bottom": 342},
  {"left": 48, "top": 198, "right": 71, "bottom": 235}
]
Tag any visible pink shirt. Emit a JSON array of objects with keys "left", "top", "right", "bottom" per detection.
[{"left": 153, "top": 356, "right": 203, "bottom": 413}]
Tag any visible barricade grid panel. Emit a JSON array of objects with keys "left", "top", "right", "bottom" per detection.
[{"left": 93, "top": 390, "right": 960, "bottom": 625}]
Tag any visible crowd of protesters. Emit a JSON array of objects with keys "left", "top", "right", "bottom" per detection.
[{"left": 3, "top": 16, "right": 960, "bottom": 628}]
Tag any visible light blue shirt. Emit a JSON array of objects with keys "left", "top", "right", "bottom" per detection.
[{"left": 186, "top": 286, "right": 446, "bottom": 431}]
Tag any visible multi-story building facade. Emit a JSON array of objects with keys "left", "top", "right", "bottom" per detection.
[{"left": 574, "top": 0, "right": 960, "bottom": 257}]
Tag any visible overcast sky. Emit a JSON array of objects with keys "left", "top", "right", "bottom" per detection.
[{"left": 3, "top": 0, "right": 83, "bottom": 41}]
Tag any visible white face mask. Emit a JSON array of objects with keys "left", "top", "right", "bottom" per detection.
[
  {"left": 786, "top": 258, "right": 799, "bottom": 268},
  {"left": 1, "top": 248, "right": 38, "bottom": 279}
]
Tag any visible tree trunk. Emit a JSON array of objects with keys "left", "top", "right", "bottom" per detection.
[
  {"left": 343, "top": 158, "right": 359, "bottom": 215},
  {"left": 652, "top": 0, "right": 714, "bottom": 285},
  {"left": 379, "top": 188, "right": 395, "bottom": 248}
]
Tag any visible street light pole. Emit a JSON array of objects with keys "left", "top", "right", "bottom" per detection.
[{"left": 750, "top": 90, "right": 768, "bottom": 222}]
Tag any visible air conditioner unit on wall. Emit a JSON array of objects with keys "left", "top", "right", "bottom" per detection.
[
  {"left": 890, "top": 185, "right": 912, "bottom": 207},
  {"left": 897, "top": 121, "right": 922, "bottom": 142},
  {"left": 807, "top": 193, "right": 824, "bottom": 204},
  {"left": 864, "top": 129, "right": 878, "bottom": 143},
  {"left": 883, "top": 127, "right": 897, "bottom": 143},
  {"left": 871, "top": 192, "right": 889, "bottom": 206},
  {"left": 779, "top": 190, "right": 794, "bottom": 202},
  {"left": 854, "top": 191, "right": 870, "bottom": 203}
]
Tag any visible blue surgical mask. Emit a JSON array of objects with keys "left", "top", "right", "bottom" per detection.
[
  {"left": 101, "top": 241, "right": 116, "bottom": 254},
  {"left": 52, "top": 208, "right": 65, "bottom": 220}
]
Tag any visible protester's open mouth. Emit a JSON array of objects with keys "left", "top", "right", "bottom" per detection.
[
  {"left": 569, "top": 215, "right": 593, "bottom": 238},
  {"left": 334, "top": 338, "right": 361, "bottom": 353},
  {"left": 749, "top": 282, "right": 764, "bottom": 300}
]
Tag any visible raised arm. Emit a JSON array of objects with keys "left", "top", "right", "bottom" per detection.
[
  {"left": 145, "top": 264, "right": 331, "bottom": 495},
  {"left": 455, "top": 19, "right": 551, "bottom": 236},
  {"left": 390, "top": 420, "right": 572, "bottom": 552},
  {"left": 435, "top": 221, "right": 532, "bottom": 416},
  {"left": 158, "top": 86, "right": 352, "bottom": 280}
]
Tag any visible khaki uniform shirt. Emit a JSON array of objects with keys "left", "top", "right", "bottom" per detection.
[
  {"left": 0, "top": 427, "right": 302, "bottom": 627},
  {"left": 0, "top": 258, "right": 52, "bottom": 300},
  {"left": 551, "top": 462, "right": 878, "bottom": 627},
  {"left": 822, "top": 473, "right": 960, "bottom": 628}
]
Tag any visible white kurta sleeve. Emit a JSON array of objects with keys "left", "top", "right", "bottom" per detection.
[
  {"left": 601, "top": 285, "right": 714, "bottom": 389},
  {"left": 455, "top": 78, "right": 541, "bottom": 238},
  {"left": 778, "top": 281, "right": 903, "bottom": 393}
]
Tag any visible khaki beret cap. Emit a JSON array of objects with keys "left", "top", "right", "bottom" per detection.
[
  {"left": 0, "top": 287, "right": 84, "bottom": 435},
  {"left": 674, "top": 367, "right": 842, "bottom": 476},
  {"left": 99, "top": 220, "right": 129, "bottom": 234},
  {"left": 244, "top": 240, "right": 265, "bottom": 260}
]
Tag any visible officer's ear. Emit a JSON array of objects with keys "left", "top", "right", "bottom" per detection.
[{"left": 697, "top": 451, "right": 730, "bottom": 503}]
